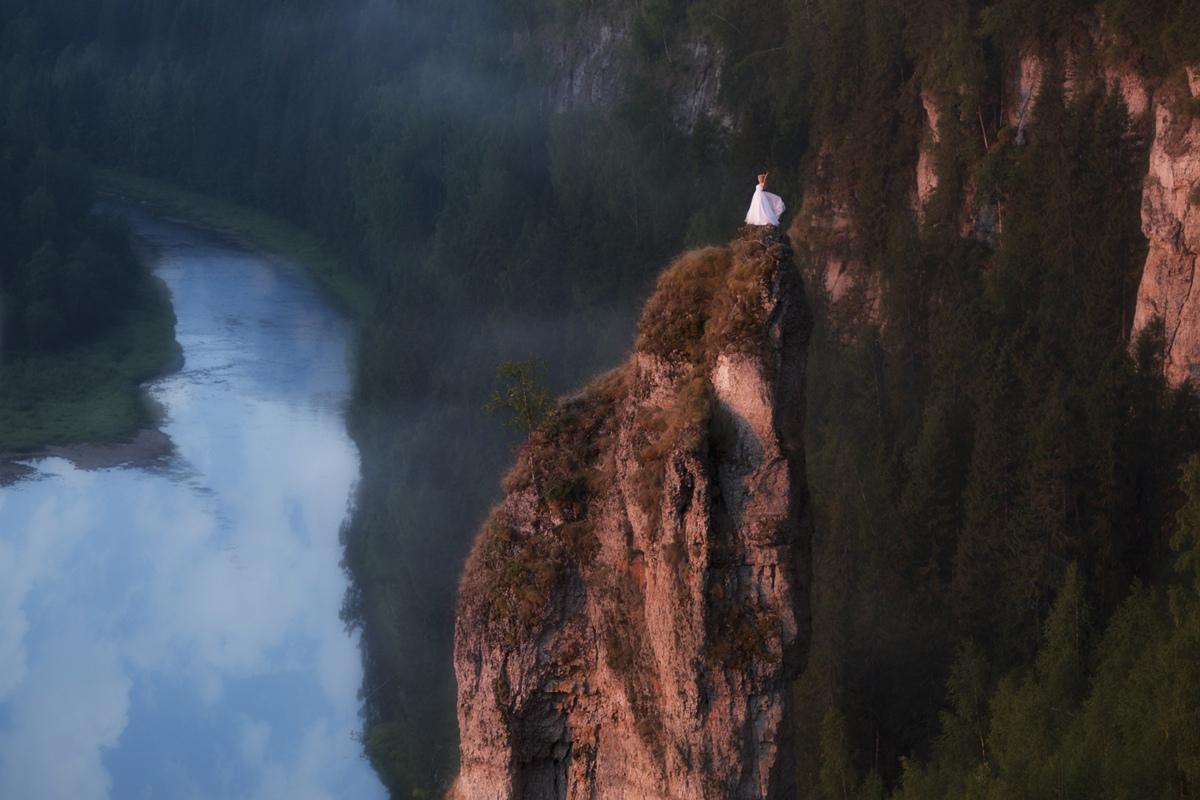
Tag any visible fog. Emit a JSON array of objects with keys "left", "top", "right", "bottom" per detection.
[{"left": 0, "top": 0, "right": 754, "bottom": 794}]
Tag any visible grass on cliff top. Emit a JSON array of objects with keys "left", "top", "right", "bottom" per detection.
[
  {"left": 463, "top": 370, "right": 627, "bottom": 639},
  {"left": 636, "top": 229, "right": 787, "bottom": 366},
  {"left": 463, "top": 228, "right": 790, "bottom": 640},
  {"left": 94, "top": 168, "right": 371, "bottom": 321},
  {"left": 636, "top": 246, "right": 732, "bottom": 363},
  {"left": 0, "top": 277, "right": 179, "bottom": 453}
]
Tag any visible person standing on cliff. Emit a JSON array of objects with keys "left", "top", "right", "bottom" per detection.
[{"left": 745, "top": 171, "right": 785, "bottom": 227}]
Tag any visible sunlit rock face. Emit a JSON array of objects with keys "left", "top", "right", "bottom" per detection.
[
  {"left": 1102, "top": 59, "right": 1151, "bottom": 123},
  {"left": 1132, "top": 70, "right": 1200, "bottom": 384},
  {"left": 915, "top": 89, "right": 943, "bottom": 223},
  {"left": 450, "top": 226, "right": 811, "bottom": 799},
  {"left": 1008, "top": 50, "right": 1045, "bottom": 141}
]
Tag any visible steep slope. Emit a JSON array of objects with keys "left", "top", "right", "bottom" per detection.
[{"left": 451, "top": 226, "right": 811, "bottom": 799}]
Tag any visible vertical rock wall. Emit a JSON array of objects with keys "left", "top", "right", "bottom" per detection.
[{"left": 1132, "top": 70, "right": 1200, "bottom": 383}]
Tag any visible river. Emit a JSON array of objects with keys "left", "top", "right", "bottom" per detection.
[{"left": 0, "top": 203, "right": 386, "bottom": 799}]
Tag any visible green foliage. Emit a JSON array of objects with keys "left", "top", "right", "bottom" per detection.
[
  {"left": 894, "top": 469, "right": 1200, "bottom": 798},
  {"left": 0, "top": 140, "right": 145, "bottom": 354},
  {"left": 816, "top": 707, "right": 886, "bottom": 800},
  {"left": 1100, "top": 0, "right": 1200, "bottom": 74},
  {"left": 0, "top": 278, "right": 177, "bottom": 452},
  {"left": 95, "top": 169, "right": 371, "bottom": 318},
  {"left": 0, "top": 3, "right": 786, "bottom": 784},
  {"left": 978, "top": 0, "right": 1091, "bottom": 50},
  {"left": 484, "top": 359, "right": 553, "bottom": 438},
  {"left": 1172, "top": 456, "right": 1200, "bottom": 591},
  {"left": 363, "top": 723, "right": 441, "bottom": 799}
]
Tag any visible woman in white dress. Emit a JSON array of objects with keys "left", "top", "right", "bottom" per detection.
[{"left": 745, "top": 172, "right": 785, "bottom": 227}]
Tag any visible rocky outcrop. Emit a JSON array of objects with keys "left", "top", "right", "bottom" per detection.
[
  {"left": 537, "top": 7, "right": 730, "bottom": 132},
  {"left": 1008, "top": 50, "right": 1046, "bottom": 143},
  {"left": 541, "top": 15, "right": 631, "bottom": 112},
  {"left": 451, "top": 226, "right": 811, "bottom": 799},
  {"left": 1102, "top": 60, "right": 1151, "bottom": 123},
  {"left": 915, "top": 89, "right": 943, "bottom": 222},
  {"left": 789, "top": 143, "right": 881, "bottom": 328},
  {"left": 799, "top": 32, "right": 1164, "bottom": 336},
  {"left": 1132, "top": 70, "right": 1200, "bottom": 383}
]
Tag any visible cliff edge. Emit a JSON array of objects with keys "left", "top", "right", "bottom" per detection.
[{"left": 451, "top": 226, "right": 812, "bottom": 799}]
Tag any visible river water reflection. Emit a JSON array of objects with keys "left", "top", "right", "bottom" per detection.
[{"left": 0, "top": 205, "right": 385, "bottom": 799}]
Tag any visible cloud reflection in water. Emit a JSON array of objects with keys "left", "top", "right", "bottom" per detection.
[{"left": 0, "top": 209, "right": 384, "bottom": 799}]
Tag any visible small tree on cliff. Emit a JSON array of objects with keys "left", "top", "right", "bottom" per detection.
[
  {"left": 485, "top": 358, "right": 553, "bottom": 487},
  {"left": 485, "top": 358, "right": 552, "bottom": 438}
]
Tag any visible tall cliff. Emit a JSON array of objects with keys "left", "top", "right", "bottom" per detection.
[
  {"left": 1132, "top": 68, "right": 1200, "bottom": 383},
  {"left": 451, "top": 226, "right": 811, "bottom": 799}
]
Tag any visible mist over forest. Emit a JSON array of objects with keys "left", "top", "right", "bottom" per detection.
[
  {"left": 3, "top": 0, "right": 779, "bottom": 793},
  {"left": 5, "top": 0, "right": 1200, "bottom": 797}
]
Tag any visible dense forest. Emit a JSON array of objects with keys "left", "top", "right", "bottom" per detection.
[
  {"left": 0, "top": 92, "right": 175, "bottom": 452},
  {"left": 5, "top": 0, "right": 1200, "bottom": 796}
]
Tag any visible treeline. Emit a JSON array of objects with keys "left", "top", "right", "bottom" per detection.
[
  {"left": 0, "top": 0, "right": 776, "bottom": 323},
  {"left": 6, "top": 0, "right": 1200, "bottom": 796},
  {"left": 0, "top": 130, "right": 144, "bottom": 355}
]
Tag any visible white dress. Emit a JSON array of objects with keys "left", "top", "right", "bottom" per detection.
[{"left": 745, "top": 184, "right": 785, "bottom": 226}]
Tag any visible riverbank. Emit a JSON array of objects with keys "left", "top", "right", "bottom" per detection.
[
  {"left": 0, "top": 274, "right": 179, "bottom": 460},
  {"left": 0, "top": 204, "right": 382, "bottom": 798},
  {"left": 94, "top": 168, "right": 371, "bottom": 321},
  {"left": 2, "top": 169, "right": 370, "bottom": 475}
]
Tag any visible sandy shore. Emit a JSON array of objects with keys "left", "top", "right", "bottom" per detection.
[{"left": 0, "top": 428, "right": 175, "bottom": 487}]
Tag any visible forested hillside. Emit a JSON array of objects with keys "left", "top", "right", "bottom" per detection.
[
  {"left": 6, "top": 0, "right": 1200, "bottom": 796},
  {"left": 0, "top": 104, "right": 175, "bottom": 452}
]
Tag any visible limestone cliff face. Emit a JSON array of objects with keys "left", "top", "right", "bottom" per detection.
[
  {"left": 451, "top": 227, "right": 811, "bottom": 799},
  {"left": 534, "top": 6, "right": 730, "bottom": 132},
  {"left": 915, "top": 89, "right": 943, "bottom": 222},
  {"left": 1131, "top": 69, "right": 1200, "bottom": 383},
  {"left": 790, "top": 143, "right": 880, "bottom": 328},
  {"left": 796, "top": 31, "right": 1163, "bottom": 337}
]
